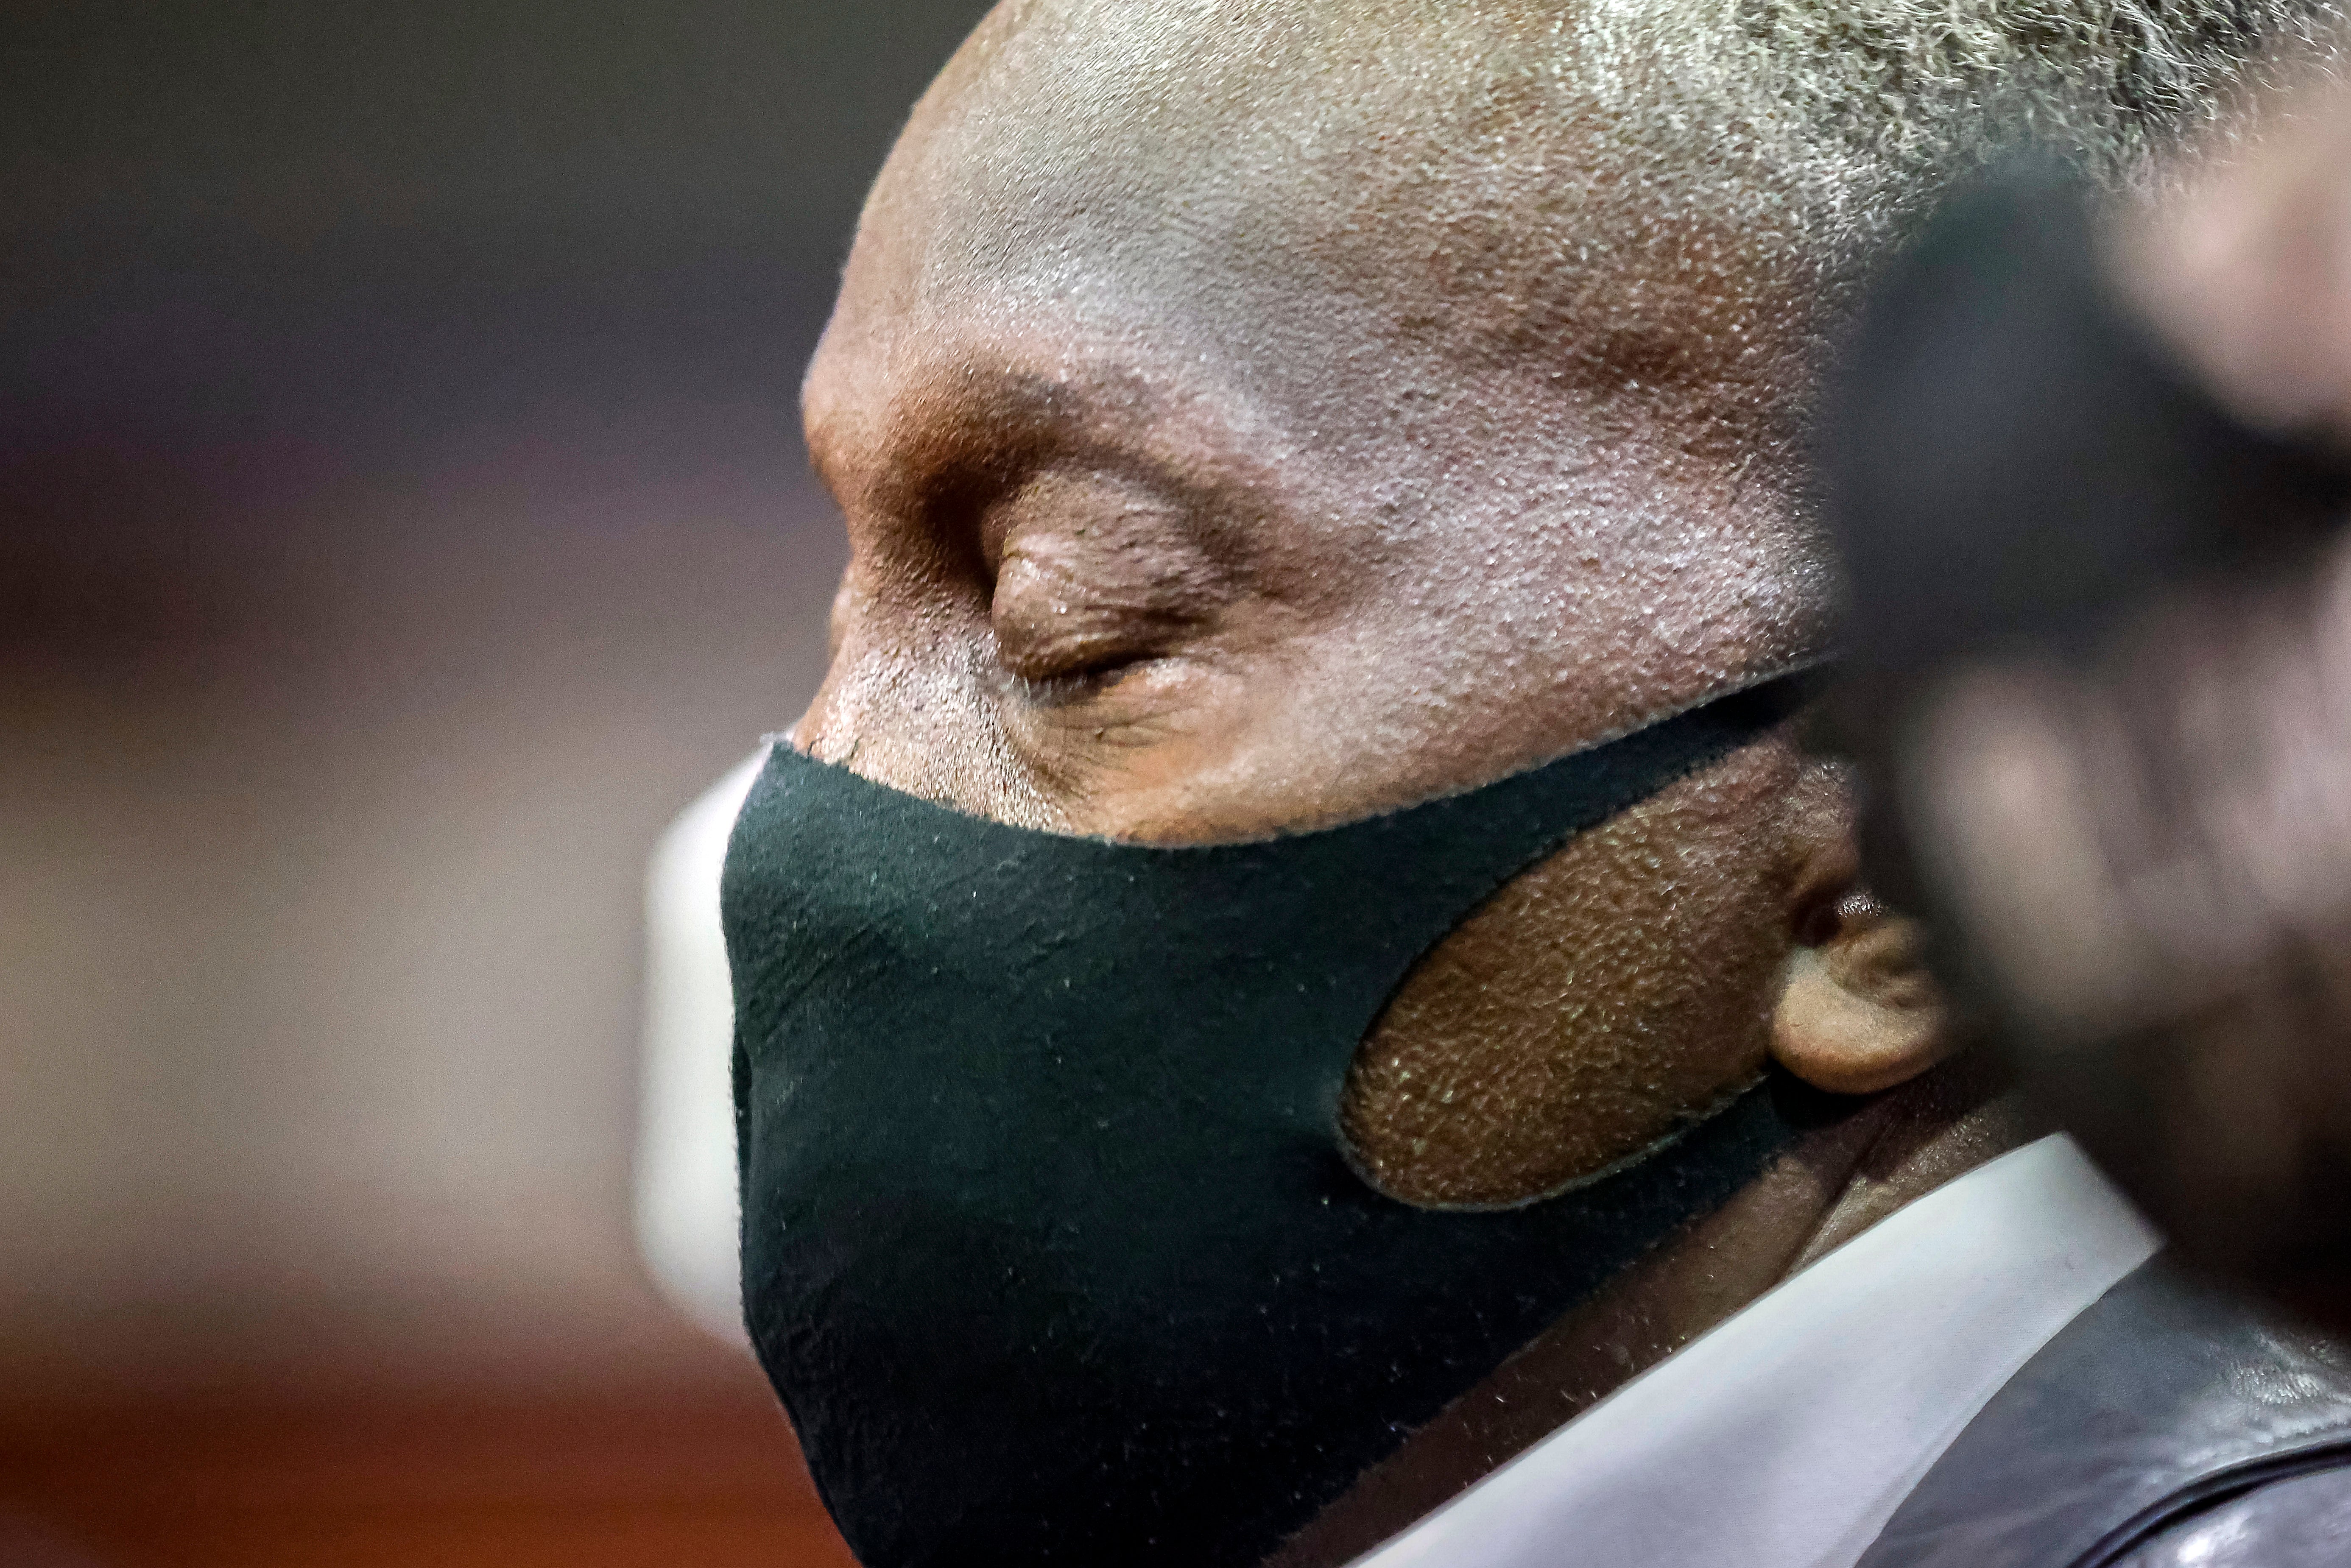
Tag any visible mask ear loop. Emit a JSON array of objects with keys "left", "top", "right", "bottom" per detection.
[
  {"left": 1337, "top": 658, "right": 1831, "bottom": 936},
  {"left": 1322, "top": 661, "right": 1834, "bottom": 1207}
]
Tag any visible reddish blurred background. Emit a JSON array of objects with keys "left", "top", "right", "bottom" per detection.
[{"left": 0, "top": 3, "right": 990, "bottom": 1560}]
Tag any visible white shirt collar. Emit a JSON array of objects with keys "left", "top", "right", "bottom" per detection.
[{"left": 1353, "top": 1134, "right": 2159, "bottom": 1568}]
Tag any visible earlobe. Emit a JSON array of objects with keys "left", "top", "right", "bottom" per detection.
[
  {"left": 1772, "top": 892, "right": 1954, "bottom": 1095},
  {"left": 1770, "top": 761, "right": 1954, "bottom": 1096}
]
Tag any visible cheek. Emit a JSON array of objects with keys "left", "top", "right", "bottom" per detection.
[{"left": 1340, "top": 749, "right": 1799, "bottom": 1208}]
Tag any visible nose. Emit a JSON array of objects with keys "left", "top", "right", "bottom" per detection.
[{"left": 787, "top": 605, "right": 1064, "bottom": 830}]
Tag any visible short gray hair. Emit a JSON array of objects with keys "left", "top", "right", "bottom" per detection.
[{"left": 1574, "top": 0, "right": 2344, "bottom": 266}]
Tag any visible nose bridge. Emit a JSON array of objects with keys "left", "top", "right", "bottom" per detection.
[
  {"left": 795, "top": 564, "right": 947, "bottom": 746},
  {"left": 792, "top": 636, "right": 939, "bottom": 780},
  {"left": 785, "top": 631, "right": 868, "bottom": 758},
  {"left": 790, "top": 609, "right": 1054, "bottom": 825}
]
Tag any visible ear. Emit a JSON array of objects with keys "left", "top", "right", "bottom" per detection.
[{"left": 1770, "top": 760, "right": 1954, "bottom": 1095}]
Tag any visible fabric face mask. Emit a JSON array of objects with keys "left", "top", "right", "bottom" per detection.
[{"left": 724, "top": 672, "right": 1818, "bottom": 1568}]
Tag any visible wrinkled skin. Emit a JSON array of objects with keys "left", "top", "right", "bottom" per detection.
[{"left": 787, "top": 0, "right": 1999, "bottom": 1541}]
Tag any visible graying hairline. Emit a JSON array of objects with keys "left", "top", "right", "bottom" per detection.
[{"left": 1572, "top": 0, "right": 2347, "bottom": 271}]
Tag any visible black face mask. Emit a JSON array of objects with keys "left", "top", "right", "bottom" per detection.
[{"left": 725, "top": 672, "right": 1823, "bottom": 1568}]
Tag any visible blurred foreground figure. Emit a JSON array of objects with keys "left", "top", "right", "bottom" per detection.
[
  {"left": 668, "top": 3, "right": 2351, "bottom": 1566},
  {"left": 1830, "top": 70, "right": 2351, "bottom": 1324}
]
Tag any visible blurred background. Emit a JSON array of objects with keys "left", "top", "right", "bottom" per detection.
[{"left": 1, "top": 2, "right": 993, "bottom": 1560}]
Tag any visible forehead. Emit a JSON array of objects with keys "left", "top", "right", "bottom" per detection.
[
  {"left": 845, "top": 3, "right": 1505, "bottom": 324},
  {"left": 807, "top": 0, "right": 1812, "bottom": 470}
]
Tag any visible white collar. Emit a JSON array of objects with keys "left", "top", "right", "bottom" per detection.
[{"left": 1352, "top": 1134, "right": 2159, "bottom": 1568}]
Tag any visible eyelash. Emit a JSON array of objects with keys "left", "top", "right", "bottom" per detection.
[
  {"left": 987, "top": 549, "right": 1185, "bottom": 687},
  {"left": 1008, "top": 659, "right": 1150, "bottom": 707},
  {"left": 993, "top": 617, "right": 1168, "bottom": 690}
]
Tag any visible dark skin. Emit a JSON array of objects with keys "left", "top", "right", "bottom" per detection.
[{"left": 792, "top": 0, "right": 2014, "bottom": 1548}]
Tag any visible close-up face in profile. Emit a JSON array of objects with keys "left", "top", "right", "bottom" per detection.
[
  {"left": 727, "top": 2, "right": 1968, "bottom": 1564},
  {"left": 794, "top": 0, "right": 1931, "bottom": 1197}
]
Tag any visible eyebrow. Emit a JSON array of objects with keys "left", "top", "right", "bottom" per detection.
[{"left": 829, "top": 344, "right": 1290, "bottom": 557}]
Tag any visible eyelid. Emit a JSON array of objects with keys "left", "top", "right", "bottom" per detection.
[
  {"left": 983, "top": 461, "right": 1244, "bottom": 684},
  {"left": 990, "top": 544, "right": 1193, "bottom": 684}
]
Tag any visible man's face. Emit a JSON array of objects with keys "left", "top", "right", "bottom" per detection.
[{"left": 793, "top": 0, "right": 1880, "bottom": 1205}]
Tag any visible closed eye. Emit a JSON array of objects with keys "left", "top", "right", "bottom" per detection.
[
  {"left": 990, "top": 548, "right": 1193, "bottom": 685},
  {"left": 983, "top": 472, "right": 1227, "bottom": 688}
]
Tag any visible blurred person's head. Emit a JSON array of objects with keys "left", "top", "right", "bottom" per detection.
[{"left": 752, "top": 0, "right": 2322, "bottom": 1560}]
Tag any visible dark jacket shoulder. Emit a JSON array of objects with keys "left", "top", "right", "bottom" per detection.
[
  {"left": 1860, "top": 1260, "right": 2351, "bottom": 1568},
  {"left": 2109, "top": 1465, "right": 2351, "bottom": 1567}
]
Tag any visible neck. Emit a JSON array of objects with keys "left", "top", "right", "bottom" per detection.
[{"left": 1269, "top": 1056, "right": 2037, "bottom": 1568}]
